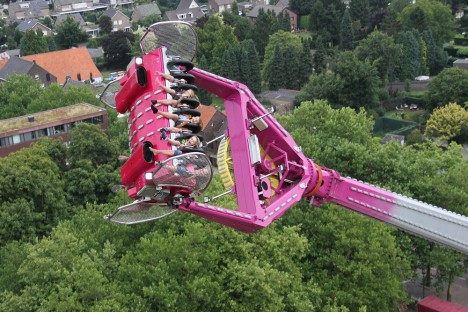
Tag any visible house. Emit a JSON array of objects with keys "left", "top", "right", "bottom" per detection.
[
  {"left": 102, "top": 8, "right": 131, "bottom": 32},
  {"left": 0, "top": 57, "right": 57, "bottom": 86},
  {"left": 54, "top": 12, "right": 86, "bottom": 27},
  {"left": 52, "top": 0, "right": 106, "bottom": 15},
  {"left": 1, "top": 49, "right": 21, "bottom": 58},
  {"left": 0, "top": 103, "right": 108, "bottom": 157},
  {"left": 17, "top": 20, "right": 52, "bottom": 36},
  {"left": 8, "top": 0, "right": 50, "bottom": 20},
  {"left": 163, "top": 7, "right": 204, "bottom": 24},
  {"left": 100, "top": 0, "right": 133, "bottom": 10},
  {"left": 198, "top": 104, "right": 227, "bottom": 165},
  {"left": 208, "top": 0, "right": 234, "bottom": 13},
  {"left": 246, "top": 0, "right": 298, "bottom": 30},
  {"left": 55, "top": 13, "right": 100, "bottom": 37},
  {"left": 246, "top": 2, "right": 297, "bottom": 30},
  {"left": 246, "top": 4, "right": 283, "bottom": 20},
  {"left": 177, "top": 0, "right": 199, "bottom": 10},
  {"left": 22, "top": 47, "right": 103, "bottom": 84},
  {"left": 453, "top": 58, "right": 468, "bottom": 71},
  {"left": 131, "top": 3, "right": 162, "bottom": 22},
  {"left": 455, "top": 8, "right": 464, "bottom": 19},
  {"left": 87, "top": 48, "right": 104, "bottom": 61},
  {"left": 275, "top": 0, "right": 297, "bottom": 30}
]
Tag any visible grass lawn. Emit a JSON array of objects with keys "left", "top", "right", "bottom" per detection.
[
  {"left": 384, "top": 109, "right": 426, "bottom": 122},
  {"left": 400, "top": 90, "right": 427, "bottom": 97}
]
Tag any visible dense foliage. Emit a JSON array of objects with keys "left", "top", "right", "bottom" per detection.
[{"left": 1, "top": 0, "right": 467, "bottom": 308}]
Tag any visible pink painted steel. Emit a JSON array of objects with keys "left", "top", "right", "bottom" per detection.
[
  {"left": 310, "top": 168, "right": 395, "bottom": 223},
  {"left": 116, "top": 49, "right": 174, "bottom": 199}
]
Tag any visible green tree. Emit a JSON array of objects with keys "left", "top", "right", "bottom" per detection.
[
  {"left": 67, "top": 123, "right": 117, "bottom": 167},
  {"left": 296, "top": 72, "right": 344, "bottom": 107},
  {"left": 424, "top": 103, "right": 468, "bottom": 141},
  {"left": 277, "top": 11, "right": 291, "bottom": 32},
  {"left": 395, "top": 30, "right": 424, "bottom": 80},
  {"left": 309, "top": 0, "right": 346, "bottom": 46},
  {"left": 241, "top": 39, "right": 261, "bottom": 94},
  {"left": 28, "top": 83, "right": 101, "bottom": 113},
  {"left": 196, "top": 54, "right": 213, "bottom": 105},
  {"left": 196, "top": 15, "right": 239, "bottom": 73},
  {"left": 262, "top": 30, "right": 302, "bottom": 82},
  {"left": 278, "top": 100, "right": 412, "bottom": 311},
  {"left": 313, "top": 36, "right": 328, "bottom": 74},
  {"left": 19, "top": 29, "right": 49, "bottom": 56},
  {"left": 248, "top": 9, "right": 278, "bottom": 60},
  {"left": 239, "top": 48, "right": 251, "bottom": 86},
  {"left": 231, "top": 0, "right": 239, "bottom": 14},
  {"left": 119, "top": 222, "right": 321, "bottom": 311},
  {"left": 297, "top": 39, "right": 314, "bottom": 89},
  {"left": 298, "top": 52, "right": 380, "bottom": 110},
  {"left": 135, "top": 14, "right": 161, "bottom": 28},
  {"left": 0, "top": 224, "right": 128, "bottom": 311},
  {"left": 397, "top": 0, "right": 455, "bottom": 45},
  {"left": 221, "top": 10, "right": 252, "bottom": 42},
  {"left": 101, "top": 31, "right": 136, "bottom": 69},
  {"left": 369, "top": 0, "right": 389, "bottom": 12},
  {"left": 339, "top": 9, "right": 354, "bottom": 50},
  {"left": 55, "top": 16, "right": 88, "bottom": 48},
  {"left": 0, "top": 74, "right": 42, "bottom": 119},
  {"left": 268, "top": 45, "right": 285, "bottom": 90},
  {"left": 40, "top": 16, "right": 53, "bottom": 29},
  {"left": 421, "top": 29, "right": 447, "bottom": 76},
  {"left": 220, "top": 46, "right": 240, "bottom": 81},
  {"left": 322, "top": 51, "right": 380, "bottom": 110},
  {"left": 355, "top": 30, "right": 403, "bottom": 85},
  {"left": 99, "top": 15, "right": 113, "bottom": 35},
  {"left": 350, "top": 0, "right": 371, "bottom": 29},
  {"left": 0, "top": 144, "right": 71, "bottom": 245},
  {"left": 289, "top": 0, "right": 314, "bottom": 15},
  {"left": 283, "top": 47, "right": 301, "bottom": 89},
  {"left": 426, "top": 67, "right": 468, "bottom": 110},
  {"left": 46, "top": 36, "right": 57, "bottom": 52}
]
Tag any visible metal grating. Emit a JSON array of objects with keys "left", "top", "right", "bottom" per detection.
[{"left": 140, "top": 21, "right": 198, "bottom": 61}]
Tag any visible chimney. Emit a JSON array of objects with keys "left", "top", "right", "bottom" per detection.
[{"left": 27, "top": 116, "right": 35, "bottom": 122}]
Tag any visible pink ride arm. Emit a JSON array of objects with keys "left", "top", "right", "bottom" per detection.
[
  {"left": 176, "top": 67, "right": 468, "bottom": 255},
  {"left": 312, "top": 169, "right": 468, "bottom": 254},
  {"left": 105, "top": 23, "right": 468, "bottom": 255}
]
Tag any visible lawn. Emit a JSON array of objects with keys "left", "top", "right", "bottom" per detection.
[{"left": 384, "top": 109, "right": 426, "bottom": 122}]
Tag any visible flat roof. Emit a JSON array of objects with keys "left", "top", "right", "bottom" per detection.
[{"left": 0, "top": 103, "right": 106, "bottom": 133}]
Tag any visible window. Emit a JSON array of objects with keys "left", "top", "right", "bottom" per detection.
[
  {"left": 114, "top": 20, "right": 118, "bottom": 25},
  {"left": 118, "top": 20, "right": 122, "bottom": 25},
  {"left": 46, "top": 73, "right": 51, "bottom": 81},
  {"left": 92, "top": 115, "right": 103, "bottom": 124},
  {"left": 0, "top": 137, "right": 8, "bottom": 147},
  {"left": 12, "top": 135, "right": 21, "bottom": 144},
  {"left": 23, "top": 132, "right": 33, "bottom": 142},
  {"left": 37, "top": 128, "right": 48, "bottom": 138},
  {"left": 177, "top": 13, "right": 186, "bottom": 19},
  {"left": 54, "top": 124, "right": 65, "bottom": 134}
]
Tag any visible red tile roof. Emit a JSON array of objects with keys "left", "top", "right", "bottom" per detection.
[
  {"left": 198, "top": 104, "right": 220, "bottom": 130},
  {"left": 22, "top": 47, "right": 102, "bottom": 84}
]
